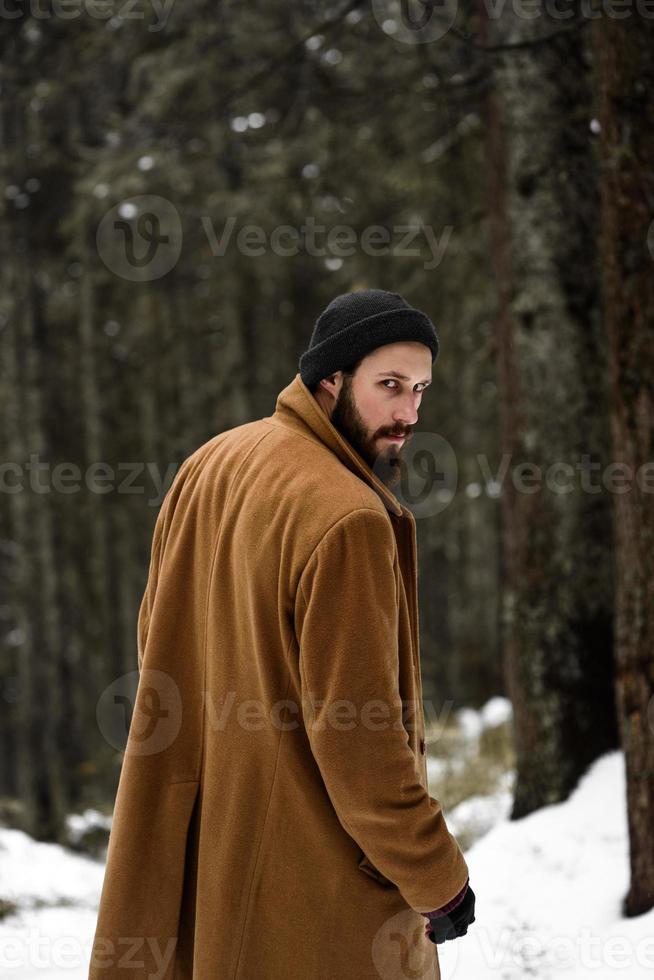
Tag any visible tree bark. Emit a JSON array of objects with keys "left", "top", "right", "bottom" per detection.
[
  {"left": 592, "top": 14, "right": 654, "bottom": 917},
  {"left": 484, "top": 4, "right": 618, "bottom": 815}
]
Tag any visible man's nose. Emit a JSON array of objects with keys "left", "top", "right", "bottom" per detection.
[{"left": 392, "top": 395, "right": 420, "bottom": 426}]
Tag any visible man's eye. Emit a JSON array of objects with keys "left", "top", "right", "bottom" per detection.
[{"left": 381, "top": 380, "right": 428, "bottom": 392}]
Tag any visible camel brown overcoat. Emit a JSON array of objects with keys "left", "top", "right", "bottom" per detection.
[{"left": 88, "top": 372, "right": 469, "bottom": 980}]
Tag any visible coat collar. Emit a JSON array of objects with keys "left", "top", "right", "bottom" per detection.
[{"left": 270, "top": 373, "right": 407, "bottom": 518}]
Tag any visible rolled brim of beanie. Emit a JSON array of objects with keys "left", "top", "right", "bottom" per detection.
[{"left": 299, "top": 307, "right": 439, "bottom": 388}]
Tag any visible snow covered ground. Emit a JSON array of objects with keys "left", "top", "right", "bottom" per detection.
[
  {"left": 0, "top": 704, "right": 652, "bottom": 979},
  {"left": 0, "top": 828, "right": 103, "bottom": 979},
  {"left": 440, "top": 750, "right": 654, "bottom": 980}
]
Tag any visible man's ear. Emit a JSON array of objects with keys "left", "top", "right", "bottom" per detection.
[{"left": 317, "top": 373, "right": 342, "bottom": 400}]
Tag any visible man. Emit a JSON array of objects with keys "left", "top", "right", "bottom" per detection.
[{"left": 88, "top": 288, "right": 475, "bottom": 980}]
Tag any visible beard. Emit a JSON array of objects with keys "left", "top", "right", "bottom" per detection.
[{"left": 329, "top": 375, "right": 410, "bottom": 490}]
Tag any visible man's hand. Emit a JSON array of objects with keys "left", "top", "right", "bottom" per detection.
[{"left": 421, "top": 881, "right": 476, "bottom": 944}]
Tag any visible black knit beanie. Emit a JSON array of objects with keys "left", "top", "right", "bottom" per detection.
[{"left": 298, "top": 288, "right": 439, "bottom": 388}]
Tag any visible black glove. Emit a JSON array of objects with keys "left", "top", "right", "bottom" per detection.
[{"left": 423, "top": 884, "right": 476, "bottom": 944}]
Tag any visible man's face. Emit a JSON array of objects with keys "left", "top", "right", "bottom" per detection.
[{"left": 317, "top": 342, "right": 432, "bottom": 489}]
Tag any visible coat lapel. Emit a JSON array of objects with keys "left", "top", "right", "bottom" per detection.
[{"left": 271, "top": 372, "right": 407, "bottom": 517}]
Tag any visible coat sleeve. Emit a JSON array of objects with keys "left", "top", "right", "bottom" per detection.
[{"left": 294, "top": 507, "right": 470, "bottom": 913}]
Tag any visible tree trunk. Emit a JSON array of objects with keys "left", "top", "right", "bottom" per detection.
[
  {"left": 592, "top": 14, "right": 654, "bottom": 917},
  {"left": 484, "top": 6, "right": 618, "bottom": 815}
]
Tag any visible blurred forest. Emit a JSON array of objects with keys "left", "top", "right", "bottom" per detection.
[{"left": 0, "top": 0, "right": 652, "bottom": 916}]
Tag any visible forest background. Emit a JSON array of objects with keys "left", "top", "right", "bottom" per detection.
[{"left": 0, "top": 0, "right": 652, "bottom": 921}]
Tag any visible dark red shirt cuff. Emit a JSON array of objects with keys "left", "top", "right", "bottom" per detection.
[{"left": 420, "top": 878, "right": 469, "bottom": 918}]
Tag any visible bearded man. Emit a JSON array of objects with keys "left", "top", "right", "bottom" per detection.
[{"left": 89, "top": 288, "right": 475, "bottom": 980}]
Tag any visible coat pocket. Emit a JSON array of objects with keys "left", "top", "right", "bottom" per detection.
[{"left": 357, "top": 850, "right": 397, "bottom": 889}]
